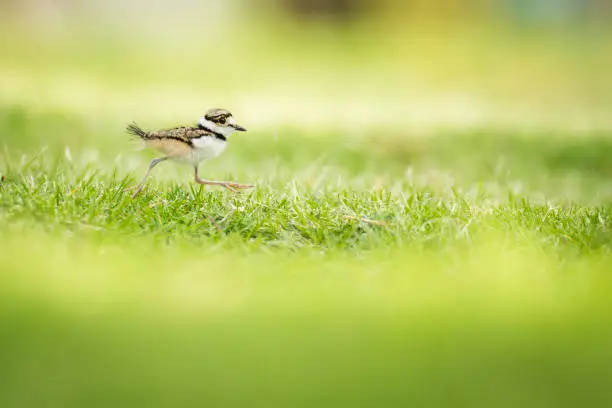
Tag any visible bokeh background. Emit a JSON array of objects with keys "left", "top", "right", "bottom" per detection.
[{"left": 2, "top": 0, "right": 611, "bottom": 133}]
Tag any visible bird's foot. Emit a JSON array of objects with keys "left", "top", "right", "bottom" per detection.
[
  {"left": 195, "top": 178, "right": 254, "bottom": 193},
  {"left": 220, "top": 182, "right": 255, "bottom": 193},
  {"left": 123, "top": 184, "right": 144, "bottom": 198}
]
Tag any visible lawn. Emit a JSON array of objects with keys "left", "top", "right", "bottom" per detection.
[{"left": 1, "top": 20, "right": 612, "bottom": 408}]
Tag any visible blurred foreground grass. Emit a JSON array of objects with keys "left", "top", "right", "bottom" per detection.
[{"left": 1, "top": 230, "right": 612, "bottom": 407}]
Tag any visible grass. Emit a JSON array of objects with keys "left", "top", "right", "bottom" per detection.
[
  {"left": 2, "top": 108, "right": 611, "bottom": 252},
  {"left": 1, "top": 104, "right": 612, "bottom": 406},
  {"left": 1, "top": 17, "right": 612, "bottom": 407}
]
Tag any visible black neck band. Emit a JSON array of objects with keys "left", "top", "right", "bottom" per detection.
[{"left": 198, "top": 123, "right": 226, "bottom": 141}]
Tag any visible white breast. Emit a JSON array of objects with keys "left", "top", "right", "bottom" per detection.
[{"left": 189, "top": 136, "right": 227, "bottom": 165}]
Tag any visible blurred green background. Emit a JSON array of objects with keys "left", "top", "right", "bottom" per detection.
[
  {"left": 1, "top": 1, "right": 612, "bottom": 407},
  {"left": 1, "top": 0, "right": 611, "bottom": 132}
]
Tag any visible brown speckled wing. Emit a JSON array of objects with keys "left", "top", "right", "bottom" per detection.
[
  {"left": 148, "top": 126, "right": 213, "bottom": 146},
  {"left": 144, "top": 126, "right": 214, "bottom": 158}
]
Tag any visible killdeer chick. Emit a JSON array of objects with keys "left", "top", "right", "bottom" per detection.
[{"left": 125, "top": 108, "right": 254, "bottom": 198}]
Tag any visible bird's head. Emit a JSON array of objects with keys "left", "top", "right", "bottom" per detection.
[{"left": 198, "top": 108, "right": 246, "bottom": 137}]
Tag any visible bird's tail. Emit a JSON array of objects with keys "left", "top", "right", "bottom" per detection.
[{"left": 126, "top": 122, "right": 150, "bottom": 140}]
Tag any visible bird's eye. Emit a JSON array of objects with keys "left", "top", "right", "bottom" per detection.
[{"left": 218, "top": 117, "right": 226, "bottom": 125}]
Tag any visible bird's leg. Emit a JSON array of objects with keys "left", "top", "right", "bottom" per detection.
[
  {"left": 194, "top": 166, "right": 254, "bottom": 193},
  {"left": 124, "top": 157, "right": 168, "bottom": 198}
]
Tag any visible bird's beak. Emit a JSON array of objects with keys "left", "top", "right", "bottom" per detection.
[{"left": 231, "top": 124, "right": 247, "bottom": 132}]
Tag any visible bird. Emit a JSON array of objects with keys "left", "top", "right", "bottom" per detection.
[{"left": 124, "top": 108, "right": 254, "bottom": 198}]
